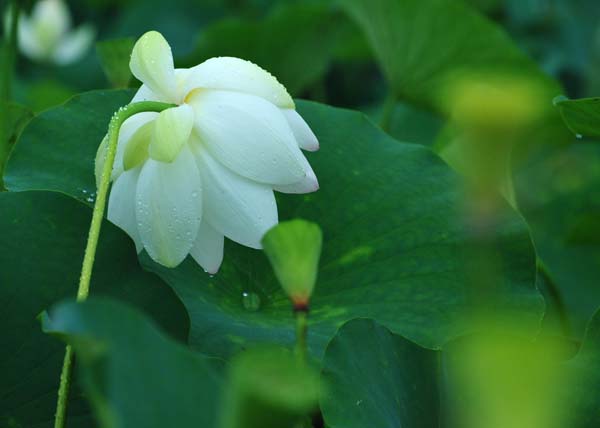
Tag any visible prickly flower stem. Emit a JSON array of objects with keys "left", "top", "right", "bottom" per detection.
[
  {"left": 53, "top": 101, "right": 177, "bottom": 428},
  {"left": 295, "top": 309, "right": 308, "bottom": 363}
]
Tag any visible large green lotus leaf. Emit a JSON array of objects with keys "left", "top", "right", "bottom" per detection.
[
  {"left": 180, "top": 2, "right": 338, "bottom": 95},
  {"left": 338, "top": 0, "right": 561, "bottom": 113},
  {"left": 144, "top": 100, "right": 543, "bottom": 358},
  {"left": 44, "top": 298, "right": 223, "bottom": 428},
  {"left": 3, "top": 90, "right": 543, "bottom": 358},
  {"left": 0, "top": 191, "right": 188, "bottom": 428},
  {"left": 0, "top": 102, "right": 33, "bottom": 187},
  {"left": 320, "top": 319, "right": 440, "bottom": 428},
  {"left": 5, "top": 89, "right": 135, "bottom": 203}
]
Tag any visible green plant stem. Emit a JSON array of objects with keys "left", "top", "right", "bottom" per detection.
[
  {"left": 295, "top": 311, "right": 308, "bottom": 363},
  {"left": 379, "top": 93, "right": 396, "bottom": 133},
  {"left": 0, "top": 0, "right": 20, "bottom": 189},
  {"left": 53, "top": 101, "right": 176, "bottom": 428}
]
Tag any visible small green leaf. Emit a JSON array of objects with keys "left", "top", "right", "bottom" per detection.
[
  {"left": 96, "top": 38, "right": 135, "bottom": 88},
  {"left": 45, "top": 298, "right": 223, "bottom": 428},
  {"left": 554, "top": 96, "right": 600, "bottom": 139},
  {"left": 321, "top": 319, "right": 440, "bottom": 428},
  {"left": 262, "top": 219, "right": 322, "bottom": 307},
  {"left": 220, "top": 346, "right": 320, "bottom": 428}
]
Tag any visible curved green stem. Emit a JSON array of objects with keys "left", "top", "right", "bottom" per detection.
[{"left": 53, "top": 101, "right": 176, "bottom": 428}]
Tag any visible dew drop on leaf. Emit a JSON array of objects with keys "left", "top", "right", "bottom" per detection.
[{"left": 241, "top": 291, "right": 261, "bottom": 312}]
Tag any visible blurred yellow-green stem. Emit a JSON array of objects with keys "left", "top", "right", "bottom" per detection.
[
  {"left": 0, "top": 0, "right": 20, "bottom": 189},
  {"left": 53, "top": 101, "right": 177, "bottom": 428}
]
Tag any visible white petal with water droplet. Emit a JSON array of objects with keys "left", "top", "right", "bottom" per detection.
[
  {"left": 108, "top": 167, "right": 143, "bottom": 252},
  {"left": 189, "top": 90, "right": 306, "bottom": 186},
  {"left": 183, "top": 57, "right": 294, "bottom": 108},
  {"left": 113, "top": 112, "right": 158, "bottom": 180},
  {"left": 281, "top": 108, "right": 319, "bottom": 151},
  {"left": 273, "top": 153, "right": 319, "bottom": 194},
  {"left": 135, "top": 146, "right": 202, "bottom": 267},
  {"left": 131, "top": 84, "right": 161, "bottom": 103},
  {"left": 194, "top": 147, "right": 277, "bottom": 249},
  {"left": 129, "top": 31, "right": 176, "bottom": 102},
  {"left": 149, "top": 104, "right": 194, "bottom": 163},
  {"left": 190, "top": 221, "right": 224, "bottom": 274},
  {"left": 131, "top": 69, "right": 190, "bottom": 103}
]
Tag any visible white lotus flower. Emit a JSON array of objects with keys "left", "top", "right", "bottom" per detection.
[
  {"left": 96, "top": 31, "right": 319, "bottom": 273},
  {"left": 7, "top": 0, "right": 94, "bottom": 65}
]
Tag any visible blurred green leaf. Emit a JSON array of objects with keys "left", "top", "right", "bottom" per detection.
[
  {"left": 15, "top": 78, "right": 77, "bottom": 112},
  {"left": 5, "top": 89, "right": 135, "bottom": 202},
  {"left": 564, "top": 307, "right": 600, "bottom": 426},
  {"left": 516, "top": 142, "right": 600, "bottom": 337},
  {"left": 565, "top": 212, "right": 600, "bottom": 245},
  {"left": 181, "top": 2, "right": 339, "bottom": 95},
  {"left": 262, "top": 219, "right": 322, "bottom": 306},
  {"left": 45, "top": 298, "right": 222, "bottom": 428},
  {"left": 4, "top": 90, "right": 543, "bottom": 360},
  {"left": 377, "top": 101, "right": 444, "bottom": 147},
  {"left": 443, "top": 333, "right": 571, "bottom": 428},
  {"left": 220, "top": 346, "right": 320, "bottom": 428},
  {"left": 554, "top": 96, "right": 600, "bottom": 139},
  {"left": 321, "top": 319, "right": 440, "bottom": 428},
  {"left": 338, "top": 0, "right": 561, "bottom": 113},
  {"left": 0, "top": 191, "right": 189, "bottom": 428},
  {"left": 96, "top": 38, "right": 135, "bottom": 88},
  {"left": 465, "top": 0, "right": 502, "bottom": 12},
  {"left": 444, "top": 308, "right": 600, "bottom": 428},
  {"left": 106, "top": 0, "right": 225, "bottom": 57}
]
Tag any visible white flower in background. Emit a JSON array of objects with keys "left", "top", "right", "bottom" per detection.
[
  {"left": 7, "top": 0, "right": 95, "bottom": 65},
  {"left": 96, "top": 31, "right": 319, "bottom": 273}
]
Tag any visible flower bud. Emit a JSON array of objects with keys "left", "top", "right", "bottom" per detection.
[{"left": 262, "top": 219, "right": 322, "bottom": 309}]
